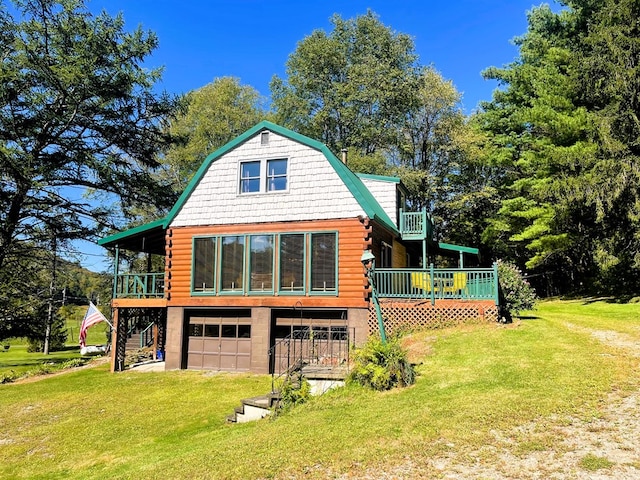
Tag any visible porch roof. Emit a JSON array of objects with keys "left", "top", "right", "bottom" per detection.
[{"left": 98, "top": 218, "right": 166, "bottom": 255}]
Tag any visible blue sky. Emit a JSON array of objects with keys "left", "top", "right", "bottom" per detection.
[{"left": 78, "top": 0, "right": 550, "bottom": 271}]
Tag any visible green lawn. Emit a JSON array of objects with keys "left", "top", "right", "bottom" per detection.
[
  {"left": 0, "top": 299, "right": 638, "bottom": 479},
  {"left": 0, "top": 317, "right": 111, "bottom": 379}
]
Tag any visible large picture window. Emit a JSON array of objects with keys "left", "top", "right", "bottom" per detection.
[
  {"left": 221, "top": 236, "right": 244, "bottom": 291},
  {"left": 193, "top": 237, "right": 216, "bottom": 292},
  {"left": 249, "top": 235, "right": 274, "bottom": 292},
  {"left": 191, "top": 231, "right": 337, "bottom": 296},
  {"left": 279, "top": 234, "right": 305, "bottom": 292},
  {"left": 310, "top": 233, "right": 337, "bottom": 292}
]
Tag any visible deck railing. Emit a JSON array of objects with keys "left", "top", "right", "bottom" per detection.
[
  {"left": 115, "top": 273, "right": 165, "bottom": 299},
  {"left": 372, "top": 265, "right": 499, "bottom": 304},
  {"left": 399, "top": 209, "right": 433, "bottom": 239}
]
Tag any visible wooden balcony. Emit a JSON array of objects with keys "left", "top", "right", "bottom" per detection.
[
  {"left": 372, "top": 266, "right": 499, "bottom": 305},
  {"left": 114, "top": 273, "right": 165, "bottom": 299},
  {"left": 399, "top": 209, "right": 433, "bottom": 240}
]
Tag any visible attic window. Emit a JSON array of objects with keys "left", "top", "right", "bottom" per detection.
[{"left": 261, "top": 131, "right": 269, "bottom": 146}]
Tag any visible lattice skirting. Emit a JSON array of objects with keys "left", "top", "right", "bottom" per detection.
[{"left": 368, "top": 299, "right": 499, "bottom": 336}]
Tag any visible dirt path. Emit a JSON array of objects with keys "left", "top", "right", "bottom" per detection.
[{"left": 338, "top": 324, "right": 640, "bottom": 479}]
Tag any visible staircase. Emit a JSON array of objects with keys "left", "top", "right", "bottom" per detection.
[
  {"left": 125, "top": 321, "right": 154, "bottom": 351},
  {"left": 227, "top": 328, "right": 351, "bottom": 423},
  {"left": 226, "top": 393, "right": 281, "bottom": 423}
]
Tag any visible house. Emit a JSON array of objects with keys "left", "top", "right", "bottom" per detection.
[{"left": 99, "top": 121, "right": 499, "bottom": 373}]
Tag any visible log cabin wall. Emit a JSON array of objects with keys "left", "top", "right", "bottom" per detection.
[{"left": 164, "top": 217, "right": 370, "bottom": 309}]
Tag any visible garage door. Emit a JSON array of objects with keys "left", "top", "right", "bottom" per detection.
[
  {"left": 271, "top": 316, "right": 348, "bottom": 373},
  {"left": 187, "top": 314, "right": 251, "bottom": 371}
]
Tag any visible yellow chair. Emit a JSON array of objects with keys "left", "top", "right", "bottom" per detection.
[
  {"left": 411, "top": 272, "right": 433, "bottom": 291},
  {"left": 444, "top": 272, "right": 468, "bottom": 296}
]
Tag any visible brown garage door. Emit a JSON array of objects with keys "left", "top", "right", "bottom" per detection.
[{"left": 187, "top": 314, "right": 251, "bottom": 371}]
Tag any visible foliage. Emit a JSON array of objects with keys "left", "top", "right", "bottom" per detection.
[
  {"left": 275, "top": 373, "right": 311, "bottom": 415},
  {"left": 477, "top": 1, "right": 640, "bottom": 295},
  {"left": 497, "top": 260, "right": 537, "bottom": 316},
  {"left": 271, "top": 10, "right": 422, "bottom": 156},
  {"left": 26, "top": 311, "right": 67, "bottom": 352},
  {"left": 0, "top": 0, "right": 177, "bottom": 337},
  {"left": 161, "top": 77, "right": 266, "bottom": 192},
  {"left": 348, "top": 336, "right": 415, "bottom": 390}
]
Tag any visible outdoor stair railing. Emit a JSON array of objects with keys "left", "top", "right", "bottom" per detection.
[{"left": 268, "top": 327, "right": 352, "bottom": 393}]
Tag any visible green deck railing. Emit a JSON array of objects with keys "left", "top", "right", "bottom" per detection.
[
  {"left": 115, "top": 273, "right": 165, "bottom": 299},
  {"left": 399, "top": 209, "right": 433, "bottom": 240},
  {"left": 373, "top": 265, "right": 499, "bottom": 305}
]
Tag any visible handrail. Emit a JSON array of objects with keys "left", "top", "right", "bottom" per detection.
[
  {"left": 140, "top": 322, "right": 154, "bottom": 348},
  {"left": 269, "top": 327, "right": 352, "bottom": 393},
  {"left": 114, "top": 273, "right": 165, "bottom": 299},
  {"left": 372, "top": 266, "right": 498, "bottom": 305}
]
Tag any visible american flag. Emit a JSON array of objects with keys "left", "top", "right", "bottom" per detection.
[{"left": 79, "top": 302, "right": 108, "bottom": 348}]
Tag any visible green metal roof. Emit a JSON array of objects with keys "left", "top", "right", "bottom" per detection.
[
  {"left": 436, "top": 242, "right": 479, "bottom": 256},
  {"left": 356, "top": 173, "right": 401, "bottom": 183},
  {"left": 163, "top": 120, "right": 399, "bottom": 234},
  {"left": 99, "top": 121, "right": 400, "bottom": 252},
  {"left": 98, "top": 218, "right": 167, "bottom": 254}
]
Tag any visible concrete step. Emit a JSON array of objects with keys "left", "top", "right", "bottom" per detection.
[{"left": 227, "top": 393, "right": 279, "bottom": 423}]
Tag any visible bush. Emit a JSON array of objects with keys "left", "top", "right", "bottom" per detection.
[
  {"left": 348, "top": 336, "right": 415, "bottom": 391},
  {"left": 497, "top": 260, "right": 537, "bottom": 316}
]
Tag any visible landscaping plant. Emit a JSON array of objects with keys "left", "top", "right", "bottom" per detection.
[{"left": 348, "top": 336, "right": 415, "bottom": 390}]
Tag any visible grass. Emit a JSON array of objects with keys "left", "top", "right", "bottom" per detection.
[
  {"left": 0, "top": 299, "right": 638, "bottom": 479},
  {"left": 0, "top": 318, "right": 111, "bottom": 380}
]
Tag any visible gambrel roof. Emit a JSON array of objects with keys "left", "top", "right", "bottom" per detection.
[{"left": 100, "top": 121, "right": 399, "bottom": 251}]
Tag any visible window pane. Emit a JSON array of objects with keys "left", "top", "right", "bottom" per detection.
[
  {"left": 249, "top": 235, "right": 273, "bottom": 291},
  {"left": 221, "top": 325, "right": 236, "bottom": 338},
  {"left": 238, "top": 325, "right": 251, "bottom": 338},
  {"left": 311, "top": 233, "right": 336, "bottom": 291},
  {"left": 189, "top": 324, "right": 203, "bottom": 337},
  {"left": 221, "top": 236, "right": 244, "bottom": 291},
  {"left": 193, "top": 237, "right": 216, "bottom": 292},
  {"left": 204, "top": 324, "right": 219, "bottom": 337},
  {"left": 279, "top": 234, "right": 304, "bottom": 292},
  {"left": 267, "top": 159, "right": 287, "bottom": 191},
  {"left": 240, "top": 161, "right": 260, "bottom": 193}
]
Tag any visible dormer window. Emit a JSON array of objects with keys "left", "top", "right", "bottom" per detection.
[{"left": 239, "top": 158, "right": 288, "bottom": 194}]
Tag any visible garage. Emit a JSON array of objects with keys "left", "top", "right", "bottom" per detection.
[
  {"left": 186, "top": 310, "right": 252, "bottom": 371},
  {"left": 270, "top": 310, "right": 349, "bottom": 374}
]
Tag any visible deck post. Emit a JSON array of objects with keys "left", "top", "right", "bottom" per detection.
[
  {"left": 112, "top": 245, "right": 119, "bottom": 299},
  {"left": 429, "top": 263, "right": 435, "bottom": 306},
  {"left": 493, "top": 262, "right": 500, "bottom": 306}
]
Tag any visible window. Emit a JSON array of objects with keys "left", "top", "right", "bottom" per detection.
[
  {"left": 310, "top": 233, "right": 337, "bottom": 292},
  {"left": 193, "top": 237, "right": 216, "bottom": 292},
  {"left": 204, "top": 324, "right": 219, "bottom": 337},
  {"left": 240, "top": 161, "right": 260, "bottom": 193},
  {"left": 239, "top": 158, "right": 288, "bottom": 194},
  {"left": 380, "top": 242, "right": 392, "bottom": 268},
  {"left": 267, "top": 159, "right": 287, "bottom": 191},
  {"left": 221, "top": 236, "right": 244, "bottom": 291},
  {"left": 279, "top": 234, "right": 305, "bottom": 292},
  {"left": 249, "top": 235, "right": 273, "bottom": 292}
]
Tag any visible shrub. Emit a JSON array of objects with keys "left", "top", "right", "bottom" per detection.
[
  {"left": 274, "top": 373, "right": 311, "bottom": 416},
  {"left": 348, "top": 336, "right": 415, "bottom": 391},
  {"left": 497, "top": 260, "right": 537, "bottom": 316}
]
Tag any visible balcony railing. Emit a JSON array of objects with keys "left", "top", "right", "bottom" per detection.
[
  {"left": 399, "top": 209, "right": 434, "bottom": 240},
  {"left": 115, "top": 273, "right": 165, "bottom": 299},
  {"left": 372, "top": 266, "right": 499, "bottom": 304}
]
